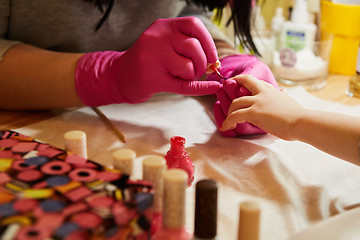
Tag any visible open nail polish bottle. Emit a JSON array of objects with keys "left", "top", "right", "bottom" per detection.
[{"left": 164, "top": 136, "right": 194, "bottom": 186}]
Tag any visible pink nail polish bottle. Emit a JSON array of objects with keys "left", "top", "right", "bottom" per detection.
[
  {"left": 164, "top": 136, "right": 194, "bottom": 187},
  {"left": 192, "top": 179, "right": 218, "bottom": 240},
  {"left": 142, "top": 155, "right": 167, "bottom": 235},
  {"left": 151, "top": 169, "right": 192, "bottom": 240}
]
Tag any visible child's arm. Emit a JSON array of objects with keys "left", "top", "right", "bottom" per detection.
[{"left": 220, "top": 74, "right": 360, "bottom": 165}]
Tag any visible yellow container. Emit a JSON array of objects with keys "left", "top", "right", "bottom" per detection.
[{"left": 320, "top": 0, "right": 360, "bottom": 75}]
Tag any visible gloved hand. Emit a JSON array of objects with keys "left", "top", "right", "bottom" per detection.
[
  {"left": 207, "top": 54, "right": 279, "bottom": 137},
  {"left": 75, "top": 17, "right": 221, "bottom": 107}
]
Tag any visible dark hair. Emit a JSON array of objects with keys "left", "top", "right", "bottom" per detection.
[
  {"left": 190, "top": 0, "right": 259, "bottom": 55},
  {"left": 86, "top": 0, "right": 259, "bottom": 55},
  {"left": 84, "top": 0, "right": 115, "bottom": 31}
]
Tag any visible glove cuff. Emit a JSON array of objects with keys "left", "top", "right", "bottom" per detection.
[{"left": 75, "top": 51, "right": 128, "bottom": 107}]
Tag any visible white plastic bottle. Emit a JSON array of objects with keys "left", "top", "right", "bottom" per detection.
[
  {"left": 280, "top": 0, "right": 317, "bottom": 51},
  {"left": 271, "top": 7, "right": 285, "bottom": 51},
  {"left": 251, "top": 5, "right": 272, "bottom": 66}
]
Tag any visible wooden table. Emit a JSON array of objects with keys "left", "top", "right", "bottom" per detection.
[
  {"left": 0, "top": 108, "right": 75, "bottom": 130},
  {"left": 1, "top": 74, "right": 359, "bottom": 130},
  {"left": 284, "top": 74, "right": 360, "bottom": 106},
  {"left": 1, "top": 73, "right": 360, "bottom": 240}
]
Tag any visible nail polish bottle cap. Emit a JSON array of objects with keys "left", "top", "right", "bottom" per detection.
[
  {"left": 64, "top": 130, "right": 87, "bottom": 159},
  {"left": 163, "top": 169, "right": 187, "bottom": 229},
  {"left": 237, "top": 201, "right": 260, "bottom": 240},
  {"left": 112, "top": 148, "right": 136, "bottom": 175},
  {"left": 142, "top": 155, "right": 167, "bottom": 213},
  {"left": 194, "top": 179, "right": 218, "bottom": 239}
]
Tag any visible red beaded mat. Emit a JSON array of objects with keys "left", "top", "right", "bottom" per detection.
[{"left": 0, "top": 130, "right": 153, "bottom": 240}]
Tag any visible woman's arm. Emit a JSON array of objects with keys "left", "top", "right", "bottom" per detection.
[
  {"left": 0, "top": 43, "right": 85, "bottom": 110},
  {"left": 1, "top": 17, "right": 222, "bottom": 110},
  {"left": 220, "top": 75, "right": 360, "bottom": 165}
]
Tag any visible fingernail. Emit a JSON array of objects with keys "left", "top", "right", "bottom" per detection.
[{"left": 214, "top": 60, "right": 221, "bottom": 68}]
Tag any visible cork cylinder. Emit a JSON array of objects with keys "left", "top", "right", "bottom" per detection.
[
  {"left": 237, "top": 201, "right": 260, "bottom": 240},
  {"left": 194, "top": 179, "right": 218, "bottom": 239},
  {"left": 64, "top": 130, "right": 87, "bottom": 159},
  {"left": 112, "top": 148, "right": 136, "bottom": 176},
  {"left": 142, "top": 155, "right": 167, "bottom": 213},
  {"left": 162, "top": 169, "right": 188, "bottom": 229}
]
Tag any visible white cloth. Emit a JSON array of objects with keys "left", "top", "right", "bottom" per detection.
[{"left": 16, "top": 86, "right": 360, "bottom": 240}]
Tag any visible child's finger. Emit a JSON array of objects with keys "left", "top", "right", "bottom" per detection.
[
  {"left": 261, "top": 80, "right": 278, "bottom": 90},
  {"left": 214, "top": 102, "right": 238, "bottom": 137},
  {"left": 232, "top": 74, "right": 265, "bottom": 95},
  {"left": 280, "top": 88, "right": 287, "bottom": 94},
  {"left": 220, "top": 108, "right": 247, "bottom": 131},
  {"left": 227, "top": 96, "right": 254, "bottom": 116}
]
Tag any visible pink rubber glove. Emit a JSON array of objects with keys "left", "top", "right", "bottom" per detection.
[
  {"left": 207, "top": 54, "right": 279, "bottom": 137},
  {"left": 75, "top": 17, "right": 221, "bottom": 107}
]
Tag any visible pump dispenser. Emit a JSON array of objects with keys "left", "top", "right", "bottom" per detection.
[
  {"left": 291, "top": 0, "right": 310, "bottom": 24},
  {"left": 280, "top": 0, "right": 317, "bottom": 51}
]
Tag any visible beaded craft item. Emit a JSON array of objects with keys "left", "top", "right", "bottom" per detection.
[{"left": 0, "top": 130, "right": 153, "bottom": 240}]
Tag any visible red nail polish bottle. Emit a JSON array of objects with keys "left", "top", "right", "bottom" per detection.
[{"left": 164, "top": 136, "right": 194, "bottom": 186}]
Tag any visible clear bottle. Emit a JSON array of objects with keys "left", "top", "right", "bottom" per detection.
[
  {"left": 280, "top": 0, "right": 317, "bottom": 52},
  {"left": 346, "top": 72, "right": 360, "bottom": 98},
  {"left": 164, "top": 136, "right": 194, "bottom": 186},
  {"left": 271, "top": 7, "right": 285, "bottom": 51},
  {"left": 251, "top": 5, "right": 273, "bottom": 66}
]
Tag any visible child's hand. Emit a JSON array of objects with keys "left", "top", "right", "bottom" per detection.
[
  {"left": 214, "top": 78, "right": 266, "bottom": 137},
  {"left": 208, "top": 54, "right": 280, "bottom": 137},
  {"left": 220, "top": 74, "right": 305, "bottom": 141}
]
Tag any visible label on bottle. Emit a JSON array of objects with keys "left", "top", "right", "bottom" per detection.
[{"left": 285, "top": 30, "right": 306, "bottom": 51}]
